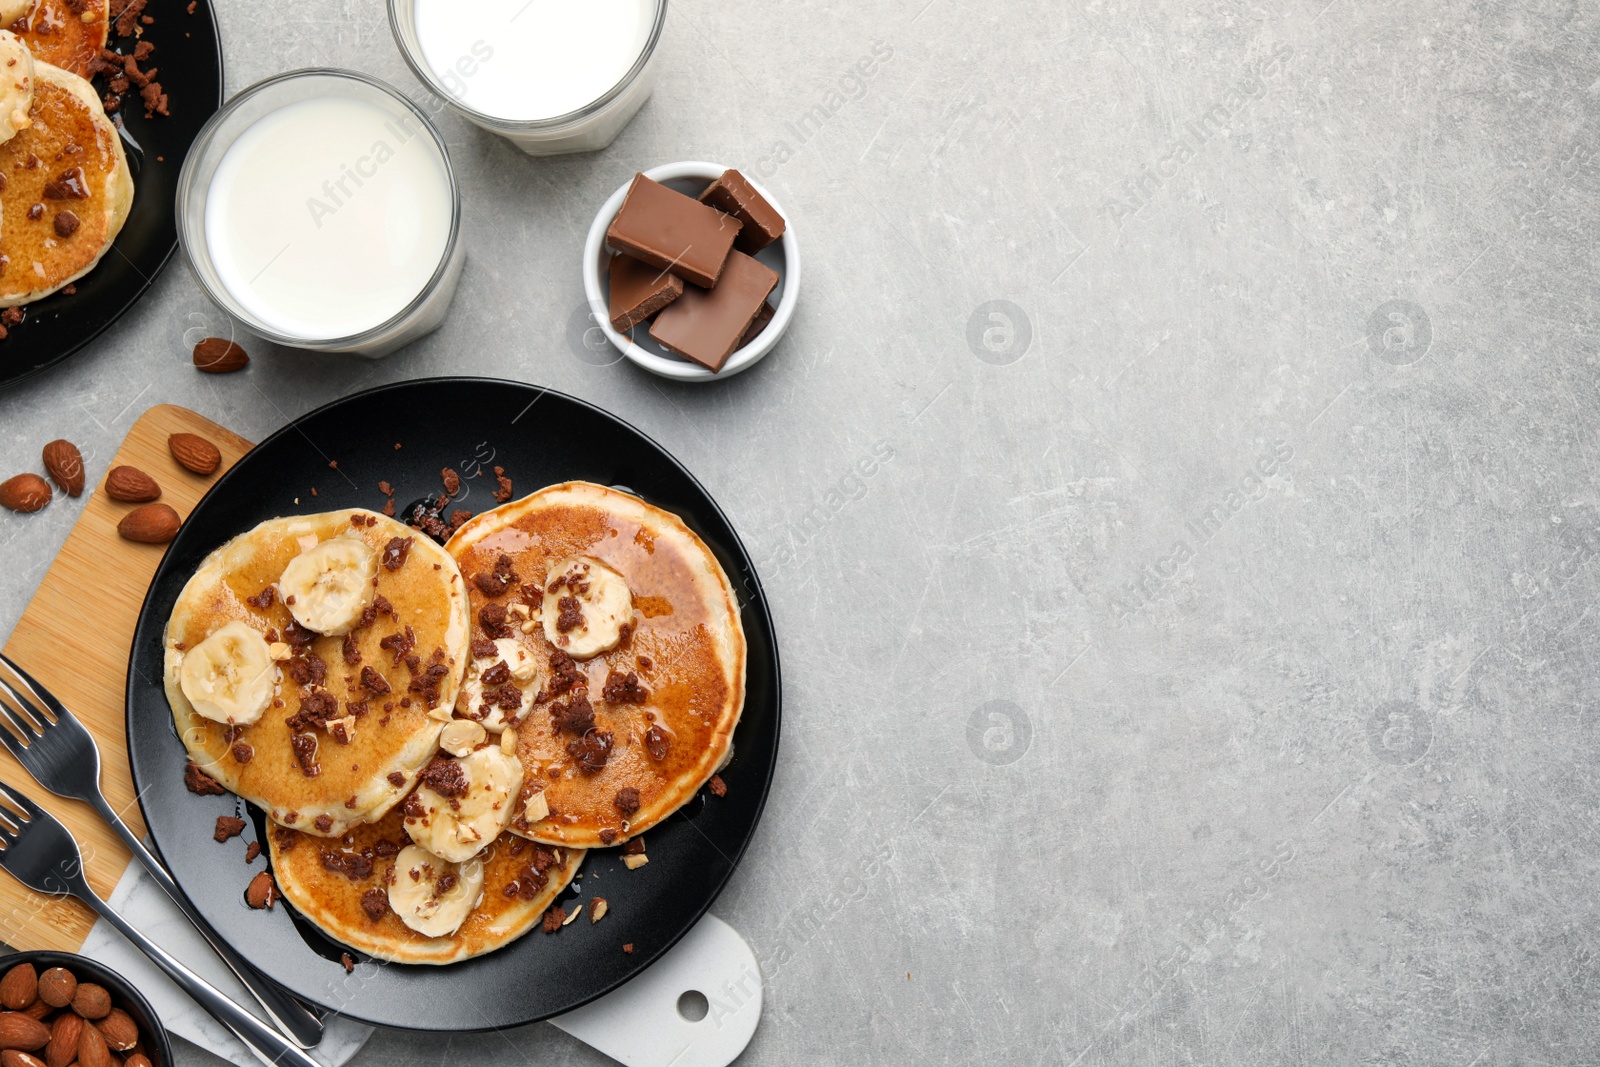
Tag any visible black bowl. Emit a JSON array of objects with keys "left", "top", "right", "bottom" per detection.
[{"left": 0, "top": 950, "right": 174, "bottom": 1065}]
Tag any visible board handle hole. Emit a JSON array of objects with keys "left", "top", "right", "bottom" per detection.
[{"left": 676, "top": 989, "right": 709, "bottom": 1023}]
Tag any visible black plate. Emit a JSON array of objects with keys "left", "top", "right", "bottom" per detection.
[
  {"left": 124, "top": 379, "right": 781, "bottom": 1031},
  {"left": 0, "top": 3, "right": 224, "bottom": 389}
]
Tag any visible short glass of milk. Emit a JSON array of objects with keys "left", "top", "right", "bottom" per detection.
[
  {"left": 388, "top": 0, "right": 667, "bottom": 156},
  {"left": 176, "top": 69, "right": 465, "bottom": 358}
]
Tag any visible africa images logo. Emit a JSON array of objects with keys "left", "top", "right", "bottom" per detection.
[{"left": 1100, "top": 44, "right": 1293, "bottom": 227}]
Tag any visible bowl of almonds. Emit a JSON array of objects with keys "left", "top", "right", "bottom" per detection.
[{"left": 0, "top": 952, "right": 171, "bottom": 1067}]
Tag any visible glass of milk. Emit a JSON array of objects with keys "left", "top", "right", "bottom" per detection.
[
  {"left": 176, "top": 69, "right": 465, "bottom": 358},
  {"left": 389, "top": 0, "right": 667, "bottom": 156}
]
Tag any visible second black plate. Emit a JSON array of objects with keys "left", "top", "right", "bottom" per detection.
[
  {"left": 124, "top": 379, "right": 781, "bottom": 1031},
  {"left": 0, "top": 2, "right": 224, "bottom": 389}
]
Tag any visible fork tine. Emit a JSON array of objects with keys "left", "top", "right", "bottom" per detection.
[
  {"left": 0, "top": 655, "right": 64, "bottom": 725},
  {"left": 0, "top": 779, "right": 41, "bottom": 822},
  {"left": 0, "top": 684, "right": 41, "bottom": 742},
  {"left": 0, "top": 713, "right": 31, "bottom": 766}
]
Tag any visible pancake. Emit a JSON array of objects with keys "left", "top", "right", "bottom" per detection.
[
  {"left": 164, "top": 510, "right": 471, "bottom": 837},
  {"left": 0, "top": 59, "right": 131, "bottom": 305},
  {"left": 268, "top": 808, "right": 583, "bottom": 965},
  {"left": 446, "top": 482, "right": 746, "bottom": 849},
  {"left": 11, "top": 0, "right": 108, "bottom": 80}
]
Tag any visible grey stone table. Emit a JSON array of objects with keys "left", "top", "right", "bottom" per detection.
[{"left": 3, "top": 0, "right": 1597, "bottom": 1062}]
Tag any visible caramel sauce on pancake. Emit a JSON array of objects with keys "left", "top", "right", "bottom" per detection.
[
  {"left": 12, "top": 0, "right": 107, "bottom": 79},
  {"left": 165, "top": 512, "right": 469, "bottom": 836},
  {"left": 0, "top": 66, "right": 123, "bottom": 298},
  {"left": 450, "top": 484, "right": 744, "bottom": 848},
  {"left": 269, "top": 807, "right": 582, "bottom": 964}
]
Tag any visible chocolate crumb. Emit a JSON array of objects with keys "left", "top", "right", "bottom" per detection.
[
  {"left": 381, "top": 536, "right": 413, "bottom": 571},
  {"left": 709, "top": 774, "right": 728, "bottom": 797},
  {"left": 566, "top": 729, "right": 614, "bottom": 773},
  {"left": 360, "top": 888, "right": 387, "bottom": 920},
  {"left": 602, "top": 670, "right": 649, "bottom": 705},
  {"left": 341, "top": 953, "right": 355, "bottom": 974},
  {"left": 245, "top": 840, "right": 261, "bottom": 863},
  {"left": 184, "top": 760, "right": 225, "bottom": 796},
  {"left": 542, "top": 906, "right": 566, "bottom": 933},
  {"left": 214, "top": 816, "right": 246, "bottom": 842}
]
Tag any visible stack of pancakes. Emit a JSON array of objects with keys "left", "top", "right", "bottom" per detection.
[
  {"left": 0, "top": 2, "right": 134, "bottom": 308},
  {"left": 164, "top": 484, "right": 746, "bottom": 965}
]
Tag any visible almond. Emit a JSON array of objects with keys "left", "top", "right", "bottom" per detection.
[
  {"left": 125, "top": 1055, "right": 152, "bottom": 1067},
  {"left": 193, "top": 337, "right": 248, "bottom": 373},
  {"left": 117, "top": 503, "right": 181, "bottom": 545},
  {"left": 168, "top": 433, "right": 221, "bottom": 476},
  {"left": 40, "top": 441, "right": 84, "bottom": 497},
  {"left": 1, "top": 1050, "right": 46, "bottom": 1067},
  {"left": 91, "top": 1010, "right": 135, "bottom": 1053},
  {"left": 35, "top": 971, "right": 72, "bottom": 1010},
  {"left": 42, "top": 1015, "right": 77, "bottom": 1067},
  {"left": 67, "top": 983, "right": 108, "bottom": 1021},
  {"left": 14, "top": 1007, "right": 42, "bottom": 1024},
  {"left": 0, "top": 1013, "right": 47, "bottom": 1051},
  {"left": 0, "top": 474, "right": 50, "bottom": 513},
  {"left": 103, "top": 466, "right": 159, "bottom": 503},
  {"left": 245, "top": 870, "right": 277, "bottom": 910},
  {"left": 75, "top": 1021, "right": 107, "bottom": 1067},
  {"left": 0, "top": 967, "right": 32, "bottom": 1012}
]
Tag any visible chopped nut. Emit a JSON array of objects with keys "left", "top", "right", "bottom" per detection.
[
  {"left": 439, "top": 719, "right": 486, "bottom": 756},
  {"left": 622, "top": 853, "right": 649, "bottom": 870},
  {"left": 245, "top": 871, "right": 277, "bottom": 909},
  {"left": 523, "top": 789, "right": 549, "bottom": 824},
  {"left": 500, "top": 727, "right": 517, "bottom": 755},
  {"left": 589, "top": 897, "right": 609, "bottom": 923},
  {"left": 562, "top": 904, "right": 582, "bottom": 925}
]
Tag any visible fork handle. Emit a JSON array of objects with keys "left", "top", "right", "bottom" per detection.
[
  {"left": 90, "top": 793, "right": 327, "bottom": 1048},
  {"left": 80, "top": 887, "right": 323, "bottom": 1067}
]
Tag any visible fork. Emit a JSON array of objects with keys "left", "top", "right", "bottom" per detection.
[
  {"left": 0, "top": 653, "right": 325, "bottom": 1048},
  {"left": 0, "top": 779, "right": 322, "bottom": 1067}
]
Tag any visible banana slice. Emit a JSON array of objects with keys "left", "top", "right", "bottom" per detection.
[
  {"left": 278, "top": 535, "right": 379, "bottom": 636},
  {"left": 540, "top": 557, "right": 632, "bottom": 660},
  {"left": 386, "top": 844, "right": 484, "bottom": 938},
  {"left": 403, "top": 748, "right": 523, "bottom": 864},
  {"left": 0, "top": 4, "right": 31, "bottom": 27},
  {"left": 178, "top": 621, "right": 278, "bottom": 726},
  {"left": 0, "top": 31, "right": 34, "bottom": 147},
  {"left": 457, "top": 637, "right": 538, "bottom": 732}
]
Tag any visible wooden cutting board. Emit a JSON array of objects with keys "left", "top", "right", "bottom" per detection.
[{"left": 0, "top": 405, "right": 253, "bottom": 951}]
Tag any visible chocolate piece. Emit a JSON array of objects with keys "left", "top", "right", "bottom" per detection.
[
  {"left": 738, "top": 300, "right": 776, "bottom": 349},
  {"left": 698, "top": 169, "right": 786, "bottom": 253},
  {"left": 649, "top": 252, "right": 779, "bottom": 372},
  {"left": 605, "top": 174, "right": 743, "bottom": 289},
  {"left": 608, "top": 253, "right": 684, "bottom": 331}
]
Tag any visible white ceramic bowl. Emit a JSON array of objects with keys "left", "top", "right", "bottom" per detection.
[{"left": 583, "top": 161, "right": 799, "bottom": 381}]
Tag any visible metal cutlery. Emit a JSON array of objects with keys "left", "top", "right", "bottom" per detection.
[
  {"left": 0, "top": 778, "right": 321, "bottom": 1067},
  {"left": 0, "top": 653, "right": 325, "bottom": 1048}
]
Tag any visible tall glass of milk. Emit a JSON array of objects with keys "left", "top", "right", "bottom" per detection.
[
  {"left": 176, "top": 69, "right": 464, "bottom": 358},
  {"left": 389, "top": 0, "right": 667, "bottom": 156}
]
